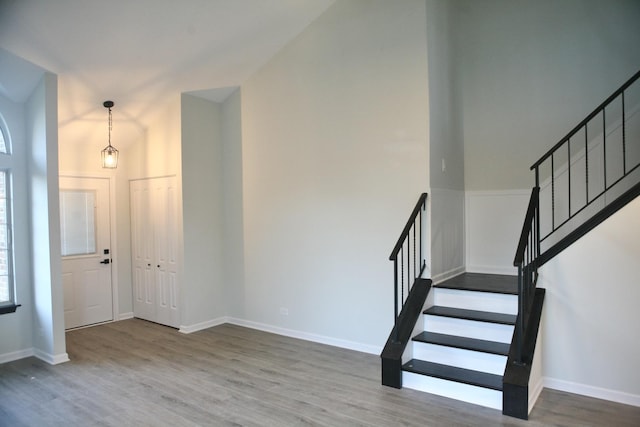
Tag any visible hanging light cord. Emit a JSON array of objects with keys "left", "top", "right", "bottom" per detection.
[{"left": 107, "top": 105, "right": 113, "bottom": 147}]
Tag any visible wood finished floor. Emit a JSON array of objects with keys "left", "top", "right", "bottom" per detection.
[{"left": 1, "top": 319, "right": 638, "bottom": 426}]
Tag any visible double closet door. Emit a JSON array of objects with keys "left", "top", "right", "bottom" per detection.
[{"left": 130, "top": 176, "right": 180, "bottom": 328}]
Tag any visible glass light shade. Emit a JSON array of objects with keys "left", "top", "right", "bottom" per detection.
[{"left": 101, "top": 145, "right": 119, "bottom": 168}]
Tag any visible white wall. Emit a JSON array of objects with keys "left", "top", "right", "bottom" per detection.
[
  {"left": 540, "top": 197, "right": 640, "bottom": 405},
  {"left": 125, "top": 96, "right": 183, "bottom": 322},
  {"left": 221, "top": 89, "right": 245, "bottom": 318},
  {"left": 126, "top": 97, "right": 183, "bottom": 180},
  {"left": 240, "top": 0, "right": 429, "bottom": 349},
  {"left": 465, "top": 190, "right": 529, "bottom": 274},
  {"left": 26, "top": 73, "right": 67, "bottom": 364},
  {"left": 429, "top": 188, "right": 465, "bottom": 281},
  {"left": 426, "top": 0, "right": 464, "bottom": 192},
  {"left": 180, "top": 94, "right": 226, "bottom": 328},
  {"left": 457, "top": 0, "right": 640, "bottom": 191},
  {"left": 426, "top": 0, "right": 466, "bottom": 281},
  {"left": 0, "top": 93, "right": 34, "bottom": 361}
]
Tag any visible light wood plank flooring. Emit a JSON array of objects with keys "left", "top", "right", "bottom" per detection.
[{"left": 1, "top": 319, "right": 638, "bottom": 426}]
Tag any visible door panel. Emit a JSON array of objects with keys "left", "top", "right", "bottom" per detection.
[
  {"left": 60, "top": 177, "right": 113, "bottom": 329},
  {"left": 131, "top": 176, "right": 180, "bottom": 328}
]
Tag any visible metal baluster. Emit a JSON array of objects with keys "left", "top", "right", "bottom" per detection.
[
  {"left": 585, "top": 123, "right": 589, "bottom": 204},
  {"left": 568, "top": 139, "right": 572, "bottom": 218},
  {"left": 393, "top": 259, "right": 398, "bottom": 342},
  {"left": 413, "top": 222, "right": 416, "bottom": 280},
  {"left": 516, "top": 264, "right": 524, "bottom": 363},
  {"left": 603, "top": 110, "right": 607, "bottom": 190},
  {"left": 622, "top": 92, "right": 627, "bottom": 174},
  {"left": 400, "top": 249, "right": 404, "bottom": 306},
  {"left": 404, "top": 242, "right": 409, "bottom": 303},
  {"left": 551, "top": 154, "right": 555, "bottom": 231},
  {"left": 419, "top": 208, "right": 423, "bottom": 273}
]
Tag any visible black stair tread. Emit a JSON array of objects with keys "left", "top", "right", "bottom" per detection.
[
  {"left": 412, "top": 331, "right": 510, "bottom": 355},
  {"left": 424, "top": 306, "right": 516, "bottom": 325},
  {"left": 403, "top": 359, "right": 503, "bottom": 391},
  {"left": 434, "top": 273, "right": 518, "bottom": 295}
]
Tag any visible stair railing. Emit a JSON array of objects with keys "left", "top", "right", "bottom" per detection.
[
  {"left": 512, "top": 69, "right": 640, "bottom": 364},
  {"left": 512, "top": 186, "right": 540, "bottom": 364},
  {"left": 389, "top": 192, "right": 428, "bottom": 342},
  {"left": 531, "top": 69, "right": 640, "bottom": 262}
]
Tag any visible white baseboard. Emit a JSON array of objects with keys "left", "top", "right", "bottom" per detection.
[
  {"left": 179, "top": 317, "right": 228, "bottom": 334},
  {"left": 466, "top": 264, "right": 518, "bottom": 276},
  {"left": 0, "top": 348, "right": 35, "bottom": 364},
  {"left": 544, "top": 377, "right": 640, "bottom": 408},
  {"left": 118, "top": 312, "right": 134, "bottom": 321},
  {"left": 226, "top": 317, "right": 382, "bottom": 355},
  {"left": 33, "top": 348, "right": 70, "bottom": 365},
  {"left": 431, "top": 266, "right": 465, "bottom": 285}
]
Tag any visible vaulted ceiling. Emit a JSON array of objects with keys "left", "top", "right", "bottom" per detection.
[{"left": 0, "top": 0, "right": 335, "bottom": 147}]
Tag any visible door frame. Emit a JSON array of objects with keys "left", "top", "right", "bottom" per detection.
[{"left": 59, "top": 172, "right": 120, "bottom": 324}]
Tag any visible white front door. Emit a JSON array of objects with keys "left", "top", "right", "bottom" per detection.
[{"left": 60, "top": 176, "right": 113, "bottom": 329}]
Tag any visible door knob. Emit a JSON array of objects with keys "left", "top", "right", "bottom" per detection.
[{"left": 100, "top": 259, "right": 111, "bottom": 264}]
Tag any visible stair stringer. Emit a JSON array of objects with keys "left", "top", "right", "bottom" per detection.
[{"left": 502, "top": 288, "right": 545, "bottom": 420}]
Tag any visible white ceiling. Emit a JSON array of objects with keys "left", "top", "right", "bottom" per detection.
[{"left": 0, "top": 0, "right": 335, "bottom": 147}]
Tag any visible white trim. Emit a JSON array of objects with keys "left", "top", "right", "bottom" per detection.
[
  {"left": 431, "top": 266, "right": 465, "bottom": 285},
  {"left": 65, "top": 320, "right": 113, "bottom": 331},
  {"left": 0, "top": 348, "right": 34, "bottom": 364},
  {"left": 179, "top": 317, "right": 228, "bottom": 334},
  {"left": 529, "top": 376, "right": 544, "bottom": 414},
  {"left": 180, "top": 316, "right": 382, "bottom": 354},
  {"left": 118, "top": 312, "right": 134, "bottom": 321},
  {"left": 227, "top": 317, "right": 382, "bottom": 355},
  {"left": 33, "top": 348, "right": 70, "bottom": 365},
  {"left": 544, "top": 377, "right": 640, "bottom": 408}
]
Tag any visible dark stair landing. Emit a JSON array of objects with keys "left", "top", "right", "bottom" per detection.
[{"left": 434, "top": 272, "right": 518, "bottom": 295}]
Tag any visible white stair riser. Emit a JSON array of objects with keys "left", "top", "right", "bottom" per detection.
[
  {"left": 412, "top": 342, "right": 507, "bottom": 376},
  {"left": 433, "top": 288, "right": 517, "bottom": 314},
  {"left": 403, "top": 371, "right": 502, "bottom": 410},
  {"left": 424, "top": 315, "right": 514, "bottom": 343}
]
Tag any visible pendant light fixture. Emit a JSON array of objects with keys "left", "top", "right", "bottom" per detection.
[{"left": 101, "top": 100, "right": 119, "bottom": 168}]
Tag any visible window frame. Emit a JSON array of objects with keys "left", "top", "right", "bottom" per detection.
[{"left": 0, "top": 120, "right": 18, "bottom": 314}]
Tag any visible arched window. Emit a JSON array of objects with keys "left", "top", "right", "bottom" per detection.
[
  {"left": 0, "top": 118, "right": 15, "bottom": 313},
  {"left": 0, "top": 126, "right": 6, "bottom": 153}
]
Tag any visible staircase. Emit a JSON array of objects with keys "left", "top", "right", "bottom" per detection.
[
  {"left": 382, "top": 69, "right": 639, "bottom": 420},
  {"left": 402, "top": 273, "right": 517, "bottom": 410}
]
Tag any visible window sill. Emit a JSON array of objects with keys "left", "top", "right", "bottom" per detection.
[{"left": 0, "top": 304, "right": 21, "bottom": 315}]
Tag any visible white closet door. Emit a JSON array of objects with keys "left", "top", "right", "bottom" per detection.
[{"left": 131, "top": 176, "right": 180, "bottom": 327}]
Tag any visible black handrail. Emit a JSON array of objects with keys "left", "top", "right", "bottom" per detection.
[
  {"left": 513, "top": 69, "right": 640, "bottom": 365},
  {"left": 512, "top": 187, "right": 540, "bottom": 363},
  {"left": 531, "top": 69, "right": 640, "bottom": 170},
  {"left": 389, "top": 192, "right": 428, "bottom": 342},
  {"left": 531, "top": 68, "right": 640, "bottom": 249}
]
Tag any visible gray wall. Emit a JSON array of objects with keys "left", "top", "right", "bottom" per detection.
[
  {"left": 456, "top": 0, "right": 640, "bottom": 190},
  {"left": 181, "top": 94, "right": 227, "bottom": 326},
  {"left": 426, "top": 0, "right": 466, "bottom": 280},
  {"left": 240, "top": 0, "right": 429, "bottom": 348}
]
